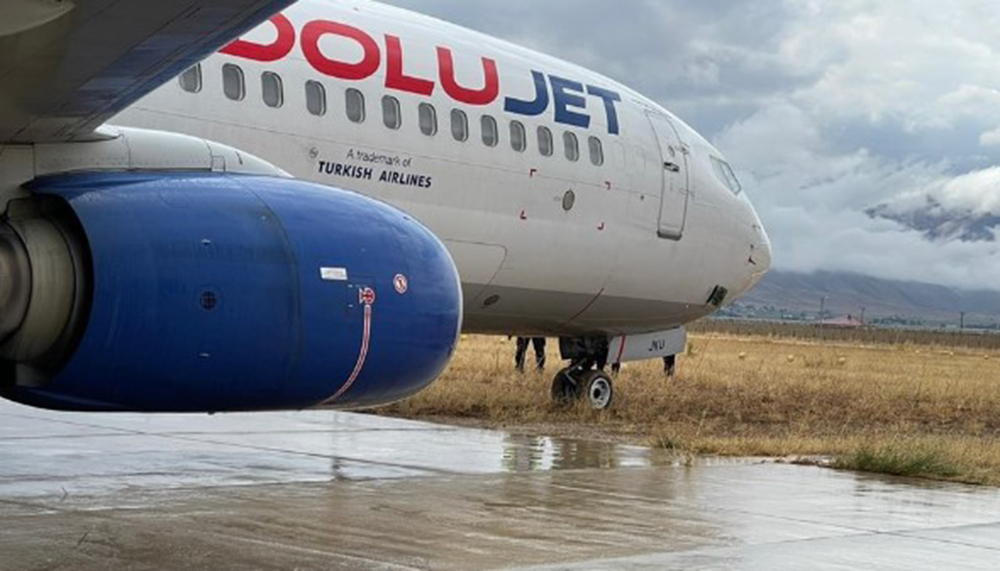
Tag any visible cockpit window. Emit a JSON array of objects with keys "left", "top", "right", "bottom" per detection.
[{"left": 711, "top": 156, "right": 742, "bottom": 195}]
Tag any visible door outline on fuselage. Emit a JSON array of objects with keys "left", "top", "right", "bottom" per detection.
[{"left": 646, "top": 111, "right": 689, "bottom": 240}]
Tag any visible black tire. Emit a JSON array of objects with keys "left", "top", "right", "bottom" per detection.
[
  {"left": 580, "top": 370, "right": 614, "bottom": 410},
  {"left": 550, "top": 368, "right": 580, "bottom": 405}
]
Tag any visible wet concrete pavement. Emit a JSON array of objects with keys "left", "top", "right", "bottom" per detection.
[{"left": 1, "top": 399, "right": 998, "bottom": 570}]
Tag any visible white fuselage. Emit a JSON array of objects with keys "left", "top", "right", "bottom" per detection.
[{"left": 115, "top": 0, "right": 771, "bottom": 336}]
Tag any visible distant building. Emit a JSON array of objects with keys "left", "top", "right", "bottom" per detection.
[{"left": 818, "top": 315, "right": 865, "bottom": 328}]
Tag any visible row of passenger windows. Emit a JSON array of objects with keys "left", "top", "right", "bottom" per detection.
[{"left": 179, "top": 64, "right": 606, "bottom": 166}]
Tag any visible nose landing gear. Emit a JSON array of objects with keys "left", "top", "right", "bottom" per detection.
[
  {"left": 580, "top": 369, "right": 614, "bottom": 409},
  {"left": 550, "top": 337, "right": 616, "bottom": 410},
  {"left": 551, "top": 366, "right": 615, "bottom": 410}
]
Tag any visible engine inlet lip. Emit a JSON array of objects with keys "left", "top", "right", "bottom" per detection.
[{"left": 0, "top": 224, "right": 32, "bottom": 344}]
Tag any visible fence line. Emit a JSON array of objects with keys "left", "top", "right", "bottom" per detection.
[{"left": 689, "top": 319, "right": 1000, "bottom": 350}]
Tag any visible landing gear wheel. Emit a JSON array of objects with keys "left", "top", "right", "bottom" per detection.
[
  {"left": 550, "top": 368, "right": 580, "bottom": 406},
  {"left": 580, "top": 370, "right": 614, "bottom": 410}
]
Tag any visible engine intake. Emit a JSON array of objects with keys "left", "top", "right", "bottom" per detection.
[{"left": 0, "top": 197, "right": 89, "bottom": 382}]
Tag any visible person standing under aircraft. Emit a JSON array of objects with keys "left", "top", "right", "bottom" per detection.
[
  {"left": 515, "top": 337, "right": 547, "bottom": 373},
  {"left": 664, "top": 355, "right": 677, "bottom": 377}
]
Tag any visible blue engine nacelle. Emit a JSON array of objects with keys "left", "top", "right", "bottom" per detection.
[{"left": 0, "top": 173, "right": 462, "bottom": 412}]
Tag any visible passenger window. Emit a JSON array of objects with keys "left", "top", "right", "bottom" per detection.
[
  {"left": 510, "top": 121, "right": 527, "bottom": 152},
  {"left": 262, "top": 72, "right": 283, "bottom": 108},
  {"left": 538, "top": 126, "right": 553, "bottom": 157},
  {"left": 222, "top": 64, "right": 245, "bottom": 101},
  {"left": 346, "top": 88, "right": 365, "bottom": 123},
  {"left": 588, "top": 136, "right": 604, "bottom": 166},
  {"left": 305, "top": 81, "right": 326, "bottom": 116},
  {"left": 564, "top": 132, "right": 580, "bottom": 162},
  {"left": 481, "top": 115, "right": 499, "bottom": 147},
  {"left": 419, "top": 103, "right": 438, "bottom": 136},
  {"left": 382, "top": 95, "right": 402, "bottom": 130},
  {"left": 179, "top": 64, "right": 201, "bottom": 93},
  {"left": 451, "top": 109, "right": 469, "bottom": 142},
  {"left": 711, "top": 157, "right": 742, "bottom": 194}
]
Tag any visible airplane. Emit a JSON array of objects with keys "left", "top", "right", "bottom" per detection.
[{"left": 0, "top": 0, "right": 770, "bottom": 414}]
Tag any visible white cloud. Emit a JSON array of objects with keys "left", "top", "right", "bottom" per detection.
[
  {"left": 785, "top": 2, "right": 1000, "bottom": 132},
  {"left": 937, "top": 167, "right": 1000, "bottom": 214},
  {"left": 979, "top": 126, "right": 1000, "bottom": 148}
]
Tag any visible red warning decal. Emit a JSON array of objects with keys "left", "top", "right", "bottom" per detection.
[
  {"left": 359, "top": 287, "right": 376, "bottom": 306},
  {"left": 394, "top": 274, "right": 409, "bottom": 295}
]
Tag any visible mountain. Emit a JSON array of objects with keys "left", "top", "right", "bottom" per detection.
[
  {"left": 866, "top": 197, "right": 1000, "bottom": 243},
  {"left": 732, "top": 270, "right": 1000, "bottom": 328}
]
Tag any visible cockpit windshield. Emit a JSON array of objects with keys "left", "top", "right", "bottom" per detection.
[{"left": 710, "top": 156, "right": 742, "bottom": 195}]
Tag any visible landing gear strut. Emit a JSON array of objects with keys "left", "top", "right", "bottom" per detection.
[{"left": 550, "top": 337, "right": 615, "bottom": 410}]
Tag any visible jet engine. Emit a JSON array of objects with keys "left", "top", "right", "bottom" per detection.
[{"left": 0, "top": 172, "right": 462, "bottom": 412}]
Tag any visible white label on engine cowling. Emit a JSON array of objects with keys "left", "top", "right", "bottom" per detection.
[{"left": 320, "top": 267, "right": 349, "bottom": 282}]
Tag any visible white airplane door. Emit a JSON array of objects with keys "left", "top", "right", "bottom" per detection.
[{"left": 646, "top": 112, "right": 689, "bottom": 240}]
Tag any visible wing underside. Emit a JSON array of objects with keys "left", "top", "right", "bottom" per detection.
[{"left": 0, "top": 0, "right": 295, "bottom": 144}]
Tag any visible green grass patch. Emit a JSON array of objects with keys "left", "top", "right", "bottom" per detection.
[{"left": 835, "top": 443, "right": 962, "bottom": 480}]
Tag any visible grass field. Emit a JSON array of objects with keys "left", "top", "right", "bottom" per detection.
[{"left": 380, "top": 329, "right": 1000, "bottom": 485}]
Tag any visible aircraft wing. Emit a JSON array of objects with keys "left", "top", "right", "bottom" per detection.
[{"left": 0, "top": 0, "right": 295, "bottom": 144}]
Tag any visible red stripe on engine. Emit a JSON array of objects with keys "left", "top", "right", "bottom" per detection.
[{"left": 323, "top": 303, "right": 372, "bottom": 404}]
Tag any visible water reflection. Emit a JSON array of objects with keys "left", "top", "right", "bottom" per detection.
[{"left": 501, "top": 433, "right": 654, "bottom": 473}]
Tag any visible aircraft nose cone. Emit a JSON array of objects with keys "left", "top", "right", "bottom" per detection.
[{"left": 754, "top": 226, "right": 772, "bottom": 273}]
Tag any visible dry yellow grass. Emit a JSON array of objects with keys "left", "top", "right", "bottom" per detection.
[{"left": 380, "top": 333, "right": 1000, "bottom": 485}]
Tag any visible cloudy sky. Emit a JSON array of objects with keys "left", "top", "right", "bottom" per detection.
[{"left": 385, "top": 0, "right": 1000, "bottom": 290}]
